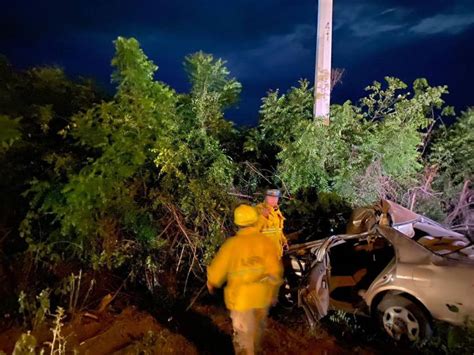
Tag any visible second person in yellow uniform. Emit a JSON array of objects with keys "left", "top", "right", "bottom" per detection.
[{"left": 256, "top": 189, "right": 288, "bottom": 258}]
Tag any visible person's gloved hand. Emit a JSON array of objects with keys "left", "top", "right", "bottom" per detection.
[
  {"left": 271, "top": 296, "right": 278, "bottom": 306},
  {"left": 206, "top": 281, "right": 215, "bottom": 295}
]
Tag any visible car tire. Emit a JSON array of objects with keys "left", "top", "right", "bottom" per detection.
[{"left": 376, "top": 294, "right": 432, "bottom": 343}]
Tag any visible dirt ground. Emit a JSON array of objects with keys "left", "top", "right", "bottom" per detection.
[
  {"left": 0, "top": 306, "right": 197, "bottom": 355},
  {"left": 0, "top": 297, "right": 390, "bottom": 355}
]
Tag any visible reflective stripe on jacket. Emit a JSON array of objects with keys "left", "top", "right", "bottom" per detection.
[
  {"left": 207, "top": 226, "right": 283, "bottom": 311},
  {"left": 256, "top": 203, "right": 287, "bottom": 257}
]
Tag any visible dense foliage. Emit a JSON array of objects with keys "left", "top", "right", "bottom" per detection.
[
  {"left": 252, "top": 77, "right": 451, "bottom": 205},
  {"left": 424, "top": 108, "right": 474, "bottom": 230},
  {"left": 0, "top": 55, "right": 102, "bottom": 250},
  {"left": 6, "top": 39, "right": 243, "bottom": 298}
]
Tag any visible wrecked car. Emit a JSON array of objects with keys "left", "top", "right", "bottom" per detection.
[{"left": 284, "top": 200, "right": 474, "bottom": 342}]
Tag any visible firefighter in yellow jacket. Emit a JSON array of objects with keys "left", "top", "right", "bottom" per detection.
[
  {"left": 256, "top": 189, "right": 288, "bottom": 258},
  {"left": 207, "top": 204, "right": 283, "bottom": 355}
]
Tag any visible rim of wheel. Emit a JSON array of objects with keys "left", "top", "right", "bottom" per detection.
[{"left": 382, "top": 306, "right": 420, "bottom": 342}]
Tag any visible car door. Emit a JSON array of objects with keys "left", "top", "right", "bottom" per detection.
[{"left": 299, "top": 249, "right": 331, "bottom": 326}]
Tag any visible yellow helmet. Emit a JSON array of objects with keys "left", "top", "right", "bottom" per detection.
[{"left": 234, "top": 204, "right": 259, "bottom": 227}]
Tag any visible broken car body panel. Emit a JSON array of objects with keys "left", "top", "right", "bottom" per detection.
[{"left": 288, "top": 200, "right": 474, "bottom": 334}]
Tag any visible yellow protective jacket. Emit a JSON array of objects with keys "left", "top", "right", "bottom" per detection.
[
  {"left": 256, "top": 203, "right": 287, "bottom": 258},
  {"left": 207, "top": 226, "right": 283, "bottom": 311}
]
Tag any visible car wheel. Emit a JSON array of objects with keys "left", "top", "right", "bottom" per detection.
[{"left": 377, "top": 294, "right": 432, "bottom": 343}]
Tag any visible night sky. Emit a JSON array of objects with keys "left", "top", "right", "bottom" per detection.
[{"left": 1, "top": 0, "right": 473, "bottom": 125}]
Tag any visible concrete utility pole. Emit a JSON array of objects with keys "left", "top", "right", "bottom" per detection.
[{"left": 313, "top": 0, "right": 333, "bottom": 125}]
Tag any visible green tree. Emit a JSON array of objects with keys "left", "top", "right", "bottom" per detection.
[
  {"left": 426, "top": 108, "right": 474, "bottom": 230},
  {"left": 255, "top": 77, "right": 449, "bottom": 205},
  {"left": 0, "top": 55, "right": 101, "bottom": 240},
  {"left": 21, "top": 37, "right": 178, "bottom": 267},
  {"left": 431, "top": 108, "right": 473, "bottom": 187},
  {"left": 20, "top": 39, "right": 240, "bottom": 291}
]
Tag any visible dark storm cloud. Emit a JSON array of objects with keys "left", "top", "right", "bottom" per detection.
[
  {"left": 1, "top": 0, "right": 473, "bottom": 124},
  {"left": 1, "top": 0, "right": 317, "bottom": 43}
]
